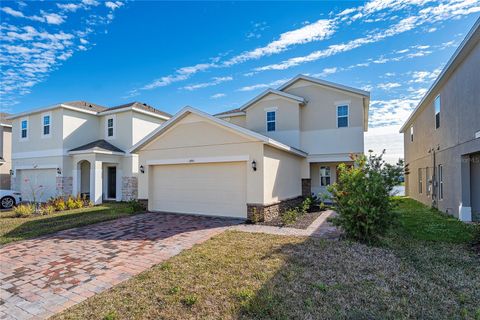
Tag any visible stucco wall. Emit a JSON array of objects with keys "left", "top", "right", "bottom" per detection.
[
  {"left": 283, "top": 80, "right": 365, "bottom": 156},
  {"left": 137, "top": 113, "right": 265, "bottom": 204},
  {"left": 263, "top": 145, "right": 302, "bottom": 204},
  {"left": 132, "top": 111, "right": 165, "bottom": 146},
  {"left": 12, "top": 108, "right": 64, "bottom": 155},
  {"left": 99, "top": 111, "right": 133, "bottom": 151},
  {"left": 403, "top": 38, "right": 480, "bottom": 219},
  {"left": 246, "top": 94, "right": 301, "bottom": 148},
  {"left": 223, "top": 115, "right": 246, "bottom": 127}
]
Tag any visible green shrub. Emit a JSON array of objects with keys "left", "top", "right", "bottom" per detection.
[
  {"left": 328, "top": 150, "right": 403, "bottom": 243},
  {"left": 103, "top": 311, "right": 117, "bottom": 320},
  {"left": 126, "top": 199, "right": 145, "bottom": 213},
  {"left": 66, "top": 196, "right": 76, "bottom": 210},
  {"left": 49, "top": 197, "right": 66, "bottom": 211},
  {"left": 13, "top": 204, "right": 35, "bottom": 217},
  {"left": 301, "top": 197, "right": 313, "bottom": 214},
  {"left": 281, "top": 209, "right": 299, "bottom": 225},
  {"left": 40, "top": 205, "right": 55, "bottom": 215},
  {"left": 181, "top": 294, "right": 198, "bottom": 307}
]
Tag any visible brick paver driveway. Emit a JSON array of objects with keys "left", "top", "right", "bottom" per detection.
[{"left": 0, "top": 212, "right": 241, "bottom": 320}]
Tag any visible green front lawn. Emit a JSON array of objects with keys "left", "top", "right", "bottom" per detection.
[
  {"left": 0, "top": 203, "right": 138, "bottom": 245},
  {"left": 55, "top": 197, "right": 480, "bottom": 320}
]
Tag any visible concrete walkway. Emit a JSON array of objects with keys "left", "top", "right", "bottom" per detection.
[{"left": 231, "top": 210, "right": 340, "bottom": 239}]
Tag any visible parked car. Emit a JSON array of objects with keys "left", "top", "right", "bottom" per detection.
[{"left": 0, "top": 190, "right": 22, "bottom": 209}]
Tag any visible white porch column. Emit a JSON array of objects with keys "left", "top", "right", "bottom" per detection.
[
  {"left": 72, "top": 168, "right": 79, "bottom": 196},
  {"left": 90, "top": 160, "right": 103, "bottom": 205},
  {"left": 116, "top": 168, "right": 123, "bottom": 202}
]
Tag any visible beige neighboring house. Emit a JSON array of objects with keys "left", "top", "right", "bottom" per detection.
[
  {"left": 131, "top": 75, "right": 370, "bottom": 220},
  {"left": 400, "top": 19, "right": 480, "bottom": 222},
  {"left": 0, "top": 113, "right": 12, "bottom": 189},
  {"left": 7, "top": 101, "right": 171, "bottom": 204}
]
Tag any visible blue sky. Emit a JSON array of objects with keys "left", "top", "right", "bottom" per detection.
[{"left": 1, "top": 0, "right": 479, "bottom": 162}]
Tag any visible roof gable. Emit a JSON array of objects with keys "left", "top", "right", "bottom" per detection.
[
  {"left": 129, "top": 106, "right": 307, "bottom": 157},
  {"left": 277, "top": 74, "right": 370, "bottom": 98},
  {"left": 239, "top": 89, "right": 306, "bottom": 111}
]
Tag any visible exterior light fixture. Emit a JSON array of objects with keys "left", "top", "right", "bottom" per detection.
[
  {"left": 252, "top": 160, "right": 257, "bottom": 171},
  {"left": 140, "top": 165, "right": 145, "bottom": 174},
  {"left": 9, "top": 169, "right": 14, "bottom": 176},
  {"left": 57, "top": 168, "right": 62, "bottom": 175}
]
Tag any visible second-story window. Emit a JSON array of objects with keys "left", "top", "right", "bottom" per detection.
[
  {"left": 21, "top": 119, "right": 28, "bottom": 139},
  {"left": 107, "top": 117, "right": 114, "bottom": 137},
  {"left": 266, "top": 111, "right": 276, "bottom": 132},
  {"left": 43, "top": 115, "right": 51, "bottom": 136},
  {"left": 434, "top": 95, "right": 440, "bottom": 129},
  {"left": 410, "top": 126, "right": 414, "bottom": 142},
  {"left": 337, "top": 105, "right": 349, "bottom": 128}
]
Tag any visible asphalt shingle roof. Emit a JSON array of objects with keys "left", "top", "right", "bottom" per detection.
[
  {"left": 106, "top": 102, "right": 172, "bottom": 118},
  {"left": 0, "top": 112, "right": 12, "bottom": 125},
  {"left": 69, "top": 139, "right": 124, "bottom": 153},
  {"left": 63, "top": 100, "right": 108, "bottom": 112},
  {"left": 214, "top": 108, "right": 244, "bottom": 116}
]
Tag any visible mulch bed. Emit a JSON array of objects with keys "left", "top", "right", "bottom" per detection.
[{"left": 257, "top": 211, "right": 324, "bottom": 229}]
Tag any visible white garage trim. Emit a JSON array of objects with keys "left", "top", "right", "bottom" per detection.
[{"left": 146, "top": 155, "right": 249, "bottom": 166}]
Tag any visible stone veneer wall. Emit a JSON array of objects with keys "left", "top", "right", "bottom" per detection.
[
  {"left": 56, "top": 176, "right": 73, "bottom": 197},
  {"left": 247, "top": 196, "right": 304, "bottom": 222},
  {"left": 122, "top": 176, "right": 138, "bottom": 201},
  {"left": 302, "top": 178, "right": 311, "bottom": 197}
]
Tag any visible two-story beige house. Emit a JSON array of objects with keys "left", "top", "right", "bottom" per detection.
[
  {"left": 8, "top": 101, "right": 170, "bottom": 204},
  {"left": 131, "top": 75, "right": 369, "bottom": 220},
  {"left": 0, "top": 113, "right": 12, "bottom": 189},
  {"left": 400, "top": 19, "right": 480, "bottom": 222}
]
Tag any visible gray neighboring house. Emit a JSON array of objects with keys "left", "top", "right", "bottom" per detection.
[
  {"left": 400, "top": 19, "right": 480, "bottom": 222},
  {"left": 0, "top": 113, "right": 12, "bottom": 189}
]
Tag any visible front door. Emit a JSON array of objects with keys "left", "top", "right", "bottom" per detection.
[{"left": 107, "top": 167, "right": 116, "bottom": 199}]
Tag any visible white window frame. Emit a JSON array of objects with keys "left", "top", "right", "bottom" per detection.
[
  {"left": 320, "top": 166, "right": 331, "bottom": 186},
  {"left": 418, "top": 168, "right": 423, "bottom": 194},
  {"left": 434, "top": 95, "right": 440, "bottom": 129},
  {"left": 105, "top": 115, "right": 116, "bottom": 139},
  {"left": 336, "top": 104, "right": 349, "bottom": 128},
  {"left": 20, "top": 117, "right": 29, "bottom": 141},
  {"left": 438, "top": 164, "right": 443, "bottom": 200},
  {"left": 265, "top": 109, "right": 277, "bottom": 132},
  {"left": 41, "top": 112, "right": 52, "bottom": 138},
  {"left": 410, "top": 126, "right": 414, "bottom": 142}
]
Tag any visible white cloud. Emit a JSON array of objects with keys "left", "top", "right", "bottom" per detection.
[
  {"left": 56, "top": 3, "right": 81, "bottom": 12},
  {"left": 142, "top": 63, "right": 214, "bottom": 90},
  {"left": 105, "top": 1, "right": 124, "bottom": 10},
  {"left": 314, "top": 67, "right": 338, "bottom": 77},
  {"left": 237, "top": 78, "right": 289, "bottom": 92},
  {"left": 82, "top": 0, "right": 100, "bottom": 6},
  {"left": 1, "top": 7, "right": 24, "bottom": 18},
  {"left": 254, "top": 0, "right": 479, "bottom": 72},
  {"left": 226, "top": 19, "right": 335, "bottom": 66},
  {"left": 211, "top": 93, "right": 226, "bottom": 99},
  {"left": 41, "top": 12, "right": 65, "bottom": 25},
  {"left": 365, "top": 124, "right": 404, "bottom": 164},
  {"left": 0, "top": 1, "right": 126, "bottom": 107},
  {"left": 183, "top": 76, "right": 233, "bottom": 91},
  {"left": 409, "top": 68, "right": 442, "bottom": 83},
  {"left": 377, "top": 82, "right": 401, "bottom": 90}
]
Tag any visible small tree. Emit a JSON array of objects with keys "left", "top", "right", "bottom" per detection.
[{"left": 328, "top": 150, "right": 403, "bottom": 243}]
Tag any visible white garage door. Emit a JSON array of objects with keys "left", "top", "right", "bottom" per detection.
[
  {"left": 150, "top": 162, "right": 247, "bottom": 218},
  {"left": 17, "top": 169, "right": 57, "bottom": 202}
]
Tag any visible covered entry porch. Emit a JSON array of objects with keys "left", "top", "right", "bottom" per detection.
[{"left": 69, "top": 140, "right": 125, "bottom": 204}]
